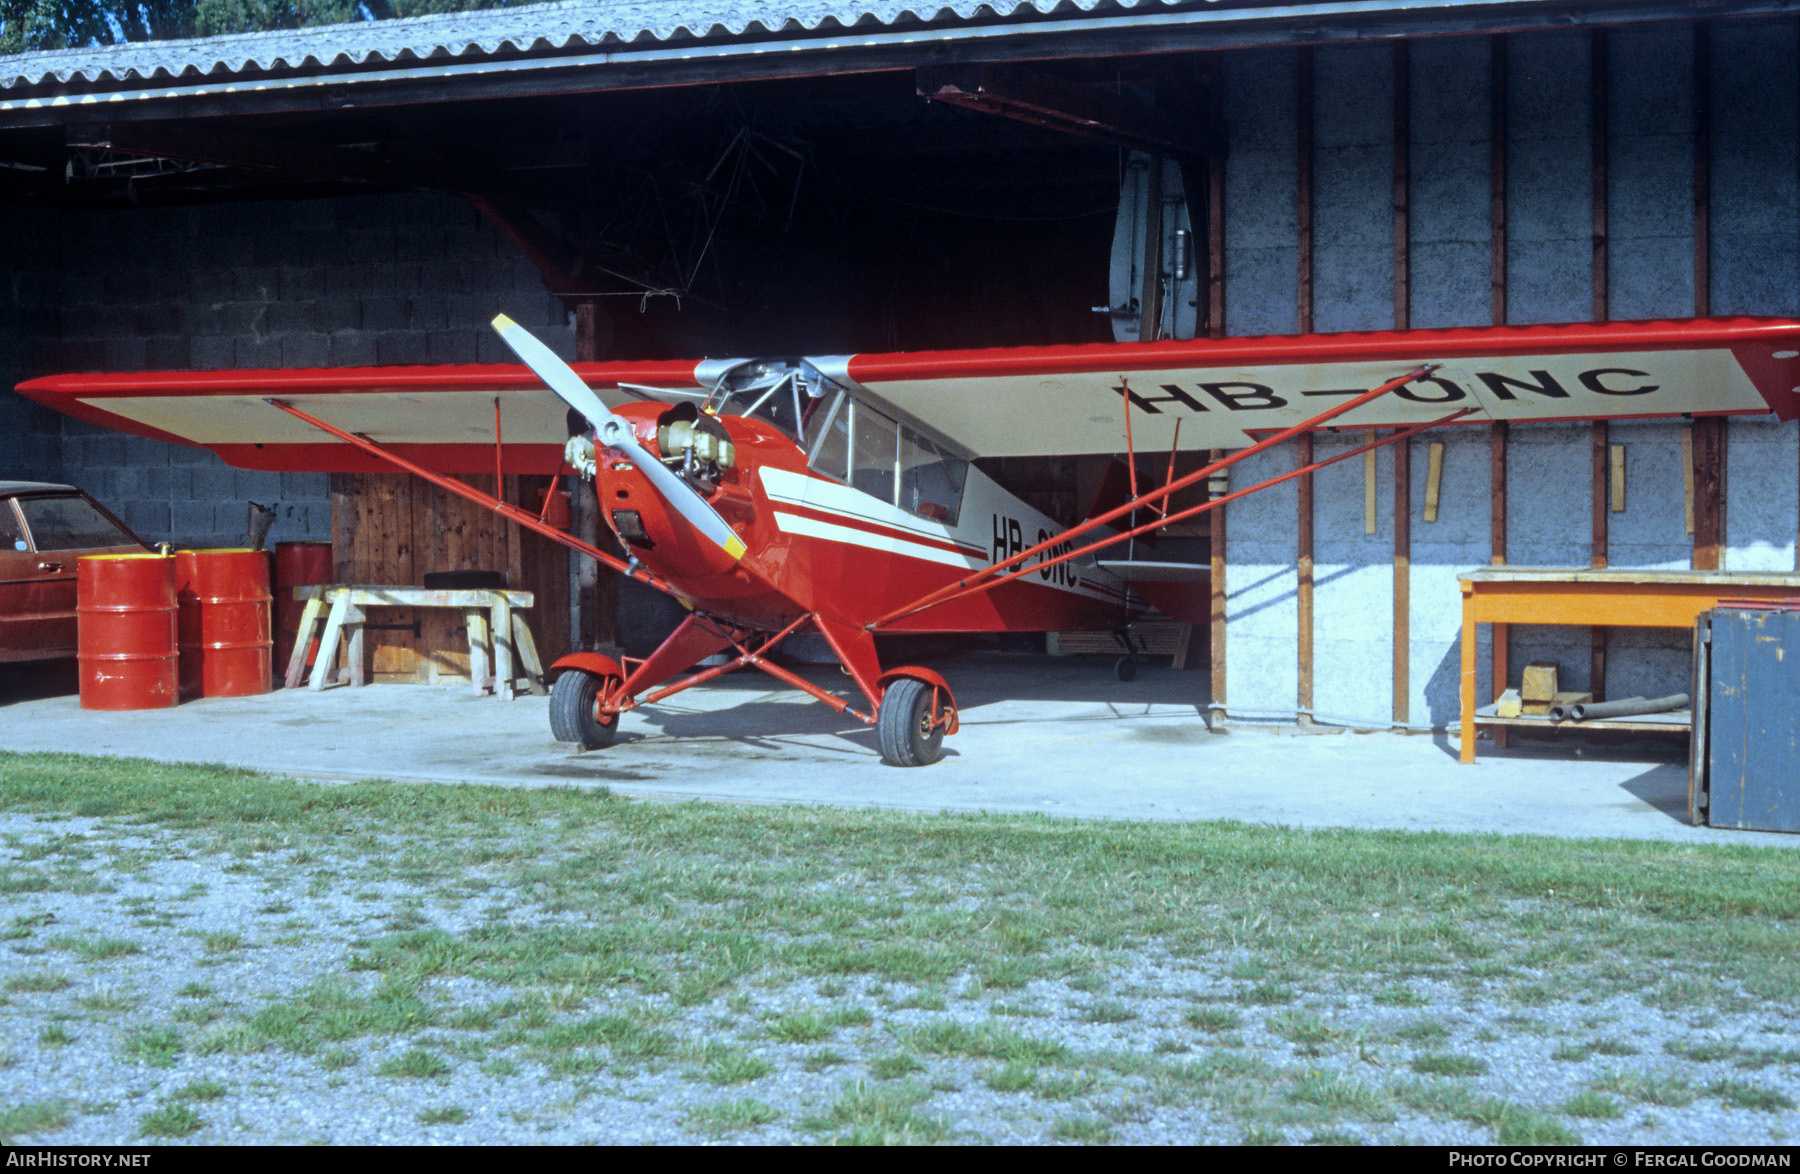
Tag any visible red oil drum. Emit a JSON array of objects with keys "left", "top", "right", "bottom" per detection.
[
  {"left": 175, "top": 549, "right": 274, "bottom": 698},
  {"left": 273, "top": 541, "right": 333, "bottom": 676},
  {"left": 77, "top": 553, "right": 178, "bottom": 710}
]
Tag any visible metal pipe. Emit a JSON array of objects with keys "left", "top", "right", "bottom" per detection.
[{"left": 1568, "top": 694, "right": 1690, "bottom": 722}]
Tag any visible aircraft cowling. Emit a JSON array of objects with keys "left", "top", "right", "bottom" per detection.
[{"left": 596, "top": 453, "right": 743, "bottom": 581}]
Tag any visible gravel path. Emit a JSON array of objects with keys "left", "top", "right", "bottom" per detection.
[{"left": 4, "top": 810, "right": 1798, "bottom": 1146}]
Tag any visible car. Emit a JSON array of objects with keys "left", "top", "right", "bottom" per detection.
[{"left": 0, "top": 482, "right": 153, "bottom": 663}]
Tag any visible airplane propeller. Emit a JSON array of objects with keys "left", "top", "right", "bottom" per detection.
[{"left": 490, "top": 314, "right": 747, "bottom": 563}]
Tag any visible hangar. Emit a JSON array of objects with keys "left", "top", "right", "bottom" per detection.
[{"left": 2, "top": 0, "right": 1796, "bottom": 741}]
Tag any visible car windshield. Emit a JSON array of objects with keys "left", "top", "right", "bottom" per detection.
[{"left": 17, "top": 495, "right": 137, "bottom": 551}]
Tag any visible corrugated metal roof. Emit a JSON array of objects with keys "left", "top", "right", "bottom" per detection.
[{"left": 0, "top": 0, "right": 1194, "bottom": 91}]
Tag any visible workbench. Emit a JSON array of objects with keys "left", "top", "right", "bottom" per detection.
[
  {"left": 1458, "top": 568, "right": 1800, "bottom": 763},
  {"left": 285, "top": 585, "right": 547, "bottom": 700}
]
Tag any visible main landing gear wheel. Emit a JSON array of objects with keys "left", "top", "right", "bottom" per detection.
[
  {"left": 1114, "top": 655, "right": 1140, "bottom": 682},
  {"left": 550, "top": 669, "right": 621, "bottom": 750},
  {"left": 877, "top": 677, "right": 946, "bottom": 768}
]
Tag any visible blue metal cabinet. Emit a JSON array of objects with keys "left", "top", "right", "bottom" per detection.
[{"left": 1698, "top": 608, "right": 1800, "bottom": 833}]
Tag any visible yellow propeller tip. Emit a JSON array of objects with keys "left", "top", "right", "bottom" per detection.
[
  {"left": 724, "top": 536, "right": 748, "bottom": 561},
  {"left": 491, "top": 313, "right": 516, "bottom": 330}
]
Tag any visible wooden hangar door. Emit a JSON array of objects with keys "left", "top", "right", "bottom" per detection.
[{"left": 329, "top": 471, "right": 570, "bottom": 685}]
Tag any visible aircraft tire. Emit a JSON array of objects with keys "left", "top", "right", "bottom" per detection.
[
  {"left": 877, "top": 677, "right": 945, "bottom": 767},
  {"left": 550, "top": 669, "right": 620, "bottom": 750},
  {"left": 1114, "top": 655, "right": 1139, "bottom": 683}
]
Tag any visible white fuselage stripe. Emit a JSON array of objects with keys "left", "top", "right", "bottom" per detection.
[{"left": 771, "top": 510, "right": 985, "bottom": 571}]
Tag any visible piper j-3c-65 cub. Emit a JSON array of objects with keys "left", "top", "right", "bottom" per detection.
[{"left": 18, "top": 315, "right": 1800, "bottom": 765}]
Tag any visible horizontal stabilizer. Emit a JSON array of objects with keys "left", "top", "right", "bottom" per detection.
[{"left": 1093, "top": 560, "right": 1211, "bottom": 582}]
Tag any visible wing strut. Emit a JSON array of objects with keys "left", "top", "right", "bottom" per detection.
[
  {"left": 265, "top": 397, "right": 687, "bottom": 600},
  {"left": 868, "top": 363, "right": 1441, "bottom": 629},
  {"left": 877, "top": 406, "right": 1474, "bottom": 626}
]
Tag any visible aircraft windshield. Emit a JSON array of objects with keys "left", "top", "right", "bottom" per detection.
[
  {"left": 804, "top": 390, "right": 966, "bottom": 525},
  {"left": 715, "top": 372, "right": 809, "bottom": 440}
]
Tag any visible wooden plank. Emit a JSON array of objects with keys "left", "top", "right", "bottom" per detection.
[
  {"left": 1683, "top": 423, "right": 1697, "bottom": 535},
  {"left": 1491, "top": 34, "right": 1509, "bottom": 326},
  {"left": 513, "top": 612, "right": 548, "bottom": 694},
  {"left": 1205, "top": 68, "right": 1226, "bottom": 339},
  {"left": 466, "top": 607, "right": 490, "bottom": 697},
  {"left": 1492, "top": 425, "right": 1511, "bottom": 743},
  {"left": 1394, "top": 430, "right": 1411, "bottom": 726},
  {"left": 492, "top": 596, "right": 514, "bottom": 701},
  {"left": 338, "top": 587, "right": 535, "bottom": 607},
  {"left": 1423, "top": 441, "right": 1444, "bottom": 523},
  {"left": 1490, "top": 421, "right": 1508, "bottom": 566},
  {"left": 346, "top": 603, "right": 367, "bottom": 688},
  {"left": 1138, "top": 153, "right": 1165, "bottom": 344},
  {"left": 1692, "top": 416, "right": 1725, "bottom": 570},
  {"left": 1694, "top": 23, "right": 1711, "bottom": 317},
  {"left": 283, "top": 595, "right": 325, "bottom": 689},
  {"left": 1297, "top": 45, "right": 1314, "bottom": 335},
  {"left": 1592, "top": 419, "right": 1610, "bottom": 701},
  {"left": 1610, "top": 443, "right": 1626, "bottom": 512},
  {"left": 1364, "top": 430, "right": 1378, "bottom": 534},
  {"left": 1297, "top": 432, "right": 1314, "bottom": 722},
  {"left": 1209, "top": 449, "right": 1227, "bottom": 721},
  {"left": 309, "top": 593, "right": 352, "bottom": 692},
  {"left": 1591, "top": 28, "right": 1609, "bottom": 323},
  {"left": 1393, "top": 39, "right": 1411, "bottom": 332},
  {"left": 1592, "top": 421, "right": 1609, "bottom": 570}
]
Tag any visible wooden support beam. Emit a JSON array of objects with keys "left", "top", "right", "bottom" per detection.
[
  {"left": 1364, "top": 431, "right": 1379, "bottom": 534},
  {"left": 1209, "top": 450, "right": 1228, "bottom": 723},
  {"left": 1297, "top": 432, "right": 1315, "bottom": 723},
  {"left": 1205, "top": 106, "right": 1227, "bottom": 338},
  {"left": 1592, "top": 419, "right": 1609, "bottom": 701},
  {"left": 1610, "top": 444, "right": 1627, "bottom": 513},
  {"left": 1393, "top": 430, "right": 1411, "bottom": 726},
  {"left": 1490, "top": 422, "right": 1509, "bottom": 745},
  {"left": 1393, "top": 40, "right": 1411, "bottom": 332},
  {"left": 1297, "top": 45, "right": 1315, "bottom": 334},
  {"left": 1490, "top": 35, "right": 1509, "bottom": 327},
  {"left": 1424, "top": 441, "right": 1444, "bottom": 523},
  {"left": 1694, "top": 24, "right": 1712, "bottom": 317},
  {"left": 1692, "top": 417, "right": 1726, "bottom": 570},
  {"left": 1683, "top": 424, "right": 1696, "bottom": 535},
  {"left": 1592, "top": 29, "right": 1609, "bottom": 323},
  {"left": 917, "top": 64, "right": 1220, "bottom": 160},
  {"left": 1139, "top": 154, "right": 1166, "bottom": 343}
]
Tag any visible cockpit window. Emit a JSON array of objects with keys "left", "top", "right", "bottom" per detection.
[{"left": 803, "top": 395, "right": 967, "bottom": 526}]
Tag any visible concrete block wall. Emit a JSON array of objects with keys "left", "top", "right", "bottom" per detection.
[
  {"left": 1222, "top": 48, "right": 1298, "bottom": 336},
  {"left": 0, "top": 207, "right": 68, "bottom": 484},
  {"left": 1218, "top": 22, "right": 1800, "bottom": 728},
  {"left": 7, "top": 192, "right": 573, "bottom": 547},
  {"left": 1220, "top": 440, "right": 1299, "bottom": 717}
]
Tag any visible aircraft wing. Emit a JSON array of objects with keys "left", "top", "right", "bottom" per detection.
[
  {"left": 16, "top": 318, "right": 1800, "bottom": 471},
  {"left": 14, "top": 359, "right": 707, "bottom": 473},
  {"left": 827, "top": 318, "right": 1800, "bottom": 458}
]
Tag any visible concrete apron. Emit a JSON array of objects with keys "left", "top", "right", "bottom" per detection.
[{"left": 0, "top": 653, "right": 1786, "bottom": 847}]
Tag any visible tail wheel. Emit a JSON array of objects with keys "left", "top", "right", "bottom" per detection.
[
  {"left": 877, "top": 677, "right": 948, "bottom": 767},
  {"left": 550, "top": 668, "right": 621, "bottom": 750}
]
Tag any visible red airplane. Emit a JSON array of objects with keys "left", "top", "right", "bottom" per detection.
[{"left": 19, "top": 315, "right": 1800, "bottom": 765}]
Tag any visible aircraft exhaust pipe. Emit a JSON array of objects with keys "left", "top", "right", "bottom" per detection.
[{"left": 1567, "top": 694, "right": 1690, "bottom": 722}]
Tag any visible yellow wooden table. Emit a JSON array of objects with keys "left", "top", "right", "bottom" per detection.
[{"left": 1458, "top": 568, "right": 1800, "bottom": 763}]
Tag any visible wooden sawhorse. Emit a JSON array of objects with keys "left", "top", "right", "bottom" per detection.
[{"left": 285, "top": 585, "right": 547, "bottom": 699}]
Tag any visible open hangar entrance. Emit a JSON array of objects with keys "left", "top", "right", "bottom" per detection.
[{"left": 2, "top": 1, "right": 1797, "bottom": 732}]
